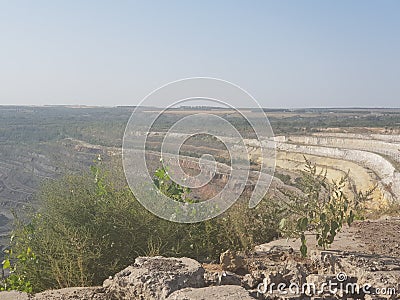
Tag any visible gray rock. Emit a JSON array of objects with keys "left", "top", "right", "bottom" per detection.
[
  {"left": 0, "top": 291, "right": 31, "bottom": 300},
  {"left": 242, "top": 273, "right": 260, "bottom": 289},
  {"left": 219, "top": 271, "right": 242, "bottom": 286},
  {"left": 166, "top": 285, "right": 254, "bottom": 300},
  {"left": 254, "top": 244, "right": 294, "bottom": 255},
  {"left": 203, "top": 270, "right": 219, "bottom": 286},
  {"left": 204, "top": 270, "right": 242, "bottom": 286},
  {"left": 103, "top": 256, "right": 205, "bottom": 300},
  {"left": 34, "top": 287, "right": 104, "bottom": 300}
]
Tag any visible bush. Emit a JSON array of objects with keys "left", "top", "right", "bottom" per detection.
[
  {"left": 6, "top": 160, "right": 280, "bottom": 292},
  {"left": 6, "top": 157, "right": 362, "bottom": 292}
]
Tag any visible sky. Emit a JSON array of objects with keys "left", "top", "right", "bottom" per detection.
[{"left": 0, "top": 1, "right": 399, "bottom": 108}]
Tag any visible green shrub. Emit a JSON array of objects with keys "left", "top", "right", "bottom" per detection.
[
  {"left": 0, "top": 246, "right": 36, "bottom": 293},
  {"left": 7, "top": 160, "right": 280, "bottom": 292},
  {"left": 278, "top": 157, "right": 361, "bottom": 256},
  {"left": 4, "top": 156, "right": 369, "bottom": 292}
]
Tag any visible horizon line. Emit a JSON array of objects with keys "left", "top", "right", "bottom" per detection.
[{"left": 0, "top": 104, "right": 400, "bottom": 110}]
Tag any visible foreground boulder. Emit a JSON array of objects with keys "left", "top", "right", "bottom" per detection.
[
  {"left": 167, "top": 285, "right": 255, "bottom": 300},
  {"left": 103, "top": 256, "right": 205, "bottom": 299},
  {"left": 0, "top": 257, "right": 205, "bottom": 300},
  {"left": 0, "top": 291, "right": 30, "bottom": 300},
  {"left": 34, "top": 287, "right": 105, "bottom": 300}
]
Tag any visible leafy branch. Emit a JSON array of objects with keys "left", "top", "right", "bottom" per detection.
[{"left": 278, "top": 157, "right": 358, "bottom": 257}]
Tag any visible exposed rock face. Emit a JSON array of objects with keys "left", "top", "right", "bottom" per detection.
[
  {"left": 273, "top": 141, "right": 400, "bottom": 201},
  {"left": 312, "top": 132, "right": 400, "bottom": 143},
  {"left": 102, "top": 256, "right": 205, "bottom": 300},
  {"left": 166, "top": 285, "right": 255, "bottom": 300},
  {"left": 287, "top": 135, "right": 400, "bottom": 164}
]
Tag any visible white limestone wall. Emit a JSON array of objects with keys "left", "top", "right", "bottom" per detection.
[
  {"left": 287, "top": 136, "right": 400, "bottom": 163},
  {"left": 312, "top": 132, "right": 400, "bottom": 143},
  {"left": 272, "top": 142, "right": 400, "bottom": 201},
  {"left": 134, "top": 131, "right": 400, "bottom": 202}
]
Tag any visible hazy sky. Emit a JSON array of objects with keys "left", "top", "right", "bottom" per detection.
[{"left": 0, "top": 1, "right": 399, "bottom": 108}]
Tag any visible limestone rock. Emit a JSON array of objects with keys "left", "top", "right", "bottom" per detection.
[
  {"left": 166, "top": 285, "right": 254, "bottom": 300},
  {"left": 254, "top": 244, "right": 294, "bottom": 255},
  {"left": 203, "top": 270, "right": 242, "bottom": 286},
  {"left": 103, "top": 256, "right": 205, "bottom": 300},
  {"left": 0, "top": 291, "right": 31, "bottom": 300},
  {"left": 242, "top": 273, "right": 260, "bottom": 290},
  {"left": 219, "top": 271, "right": 242, "bottom": 286},
  {"left": 34, "top": 287, "right": 104, "bottom": 300}
]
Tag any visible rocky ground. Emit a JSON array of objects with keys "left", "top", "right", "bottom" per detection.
[{"left": 1, "top": 217, "right": 400, "bottom": 300}]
